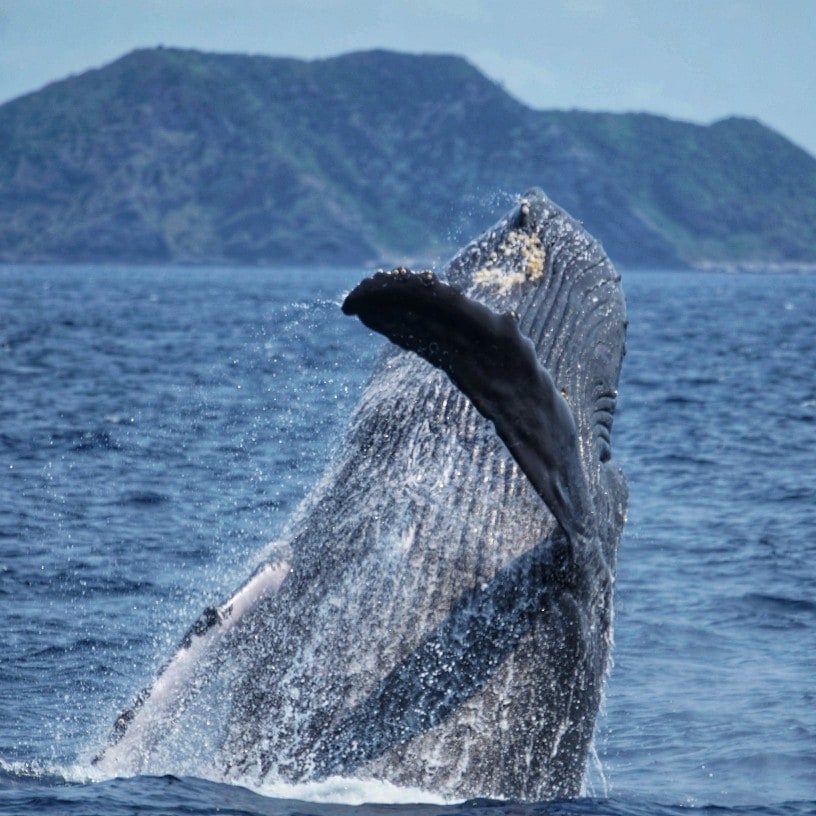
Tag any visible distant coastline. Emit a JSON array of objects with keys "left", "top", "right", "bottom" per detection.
[
  {"left": 692, "top": 260, "right": 816, "bottom": 274},
  {"left": 5, "top": 260, "right": 816, "bottom": 277},
  {"left": 2, "top": 47, "right": 816, "bottom": 270}
]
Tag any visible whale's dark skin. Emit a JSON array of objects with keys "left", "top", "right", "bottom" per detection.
[
  {"left": 341, "top": 269, "right": 591, "bottom": 545},
  {"left": 94, "top": 189, "right": 627, "bottom": 801}
]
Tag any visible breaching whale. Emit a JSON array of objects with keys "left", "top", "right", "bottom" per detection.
[{"left": 94, "top": 189, "right": 627, "bottom": 801}]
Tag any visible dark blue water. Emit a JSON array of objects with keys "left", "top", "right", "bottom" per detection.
[{"left": 1, "top": 266, "right": 814, "bottom": 815}]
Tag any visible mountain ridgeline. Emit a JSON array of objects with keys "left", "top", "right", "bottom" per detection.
[{"left": 2, "top": 47, "right": 815, "bottom": 269}]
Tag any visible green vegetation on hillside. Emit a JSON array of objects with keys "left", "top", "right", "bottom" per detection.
[{"left": 1, "top": 47, "right": 815, "bottom": 268}]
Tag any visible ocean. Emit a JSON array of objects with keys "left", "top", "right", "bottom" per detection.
[{"left": 1, "top": 265, "right": 814, "bottom": 815}]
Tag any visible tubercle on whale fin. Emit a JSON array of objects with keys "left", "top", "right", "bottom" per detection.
[{"left": 180, "top": 605, "right": 223, "bottom": 649}]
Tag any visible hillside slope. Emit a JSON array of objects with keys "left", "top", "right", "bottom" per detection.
[{"left": 2, "top": 47, "right": 815, "bottom": 268}]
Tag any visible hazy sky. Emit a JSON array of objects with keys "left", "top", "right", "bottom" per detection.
[{"left": 1, "top": 0, "right": 814, "bottom": 157}]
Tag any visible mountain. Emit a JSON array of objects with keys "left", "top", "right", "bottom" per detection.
[{"left": 2, "top": 47, "right": 816, "bottom": 269}]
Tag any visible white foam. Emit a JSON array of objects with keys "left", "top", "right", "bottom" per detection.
[
  {"left": 1, "top": 759, "right": 454, "bottom": 806},
  {"left": 252, "top": 775, "right": 454, "bottom": 806},
  {"left": 0, "top": 757, "right": 97, "bottom": 785}
]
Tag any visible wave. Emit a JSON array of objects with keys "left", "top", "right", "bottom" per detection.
[{"left": 2, "top": 763, "right": 815, "bottom": 816}]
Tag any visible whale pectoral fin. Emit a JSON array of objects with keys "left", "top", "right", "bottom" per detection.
[
  {"left": 342, "top": 270, "right": 590, "bottom": 543},
  {"left": 94, "top": 556, "right": 292, "bottom": 768}
]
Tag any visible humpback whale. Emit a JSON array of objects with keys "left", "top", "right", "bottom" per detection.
[{"left": 94, "top": 189, "right": 627, "bottom": 801}]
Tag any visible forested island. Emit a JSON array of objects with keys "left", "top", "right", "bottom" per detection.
[{"left": 2, "top": 47, "right": 815, "bottom": 269}]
